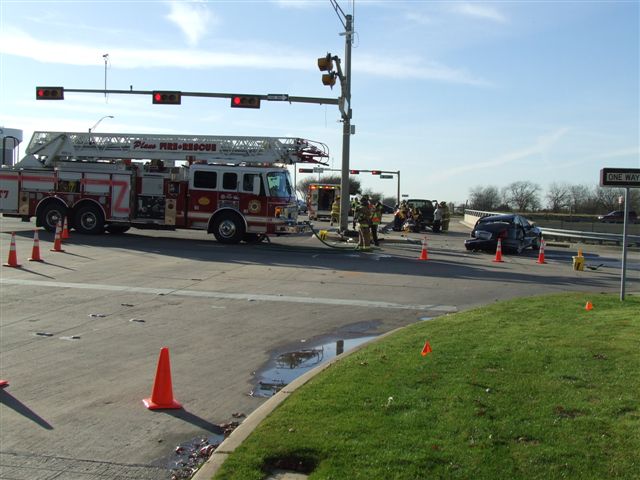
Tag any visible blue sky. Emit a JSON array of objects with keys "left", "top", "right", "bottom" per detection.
[{"left": 1, "top": 0, "right": 638, "bottom": 204}]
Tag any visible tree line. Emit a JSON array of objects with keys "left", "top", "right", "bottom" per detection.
[{"left": 468, "top": 181, "right": 640, "bottom": 214}]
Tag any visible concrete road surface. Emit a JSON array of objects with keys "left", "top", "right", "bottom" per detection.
[{"left": 1, "top": 216, "right": 638, "bottom": 479}]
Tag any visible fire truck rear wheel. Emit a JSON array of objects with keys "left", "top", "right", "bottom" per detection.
[
  {"left": 74, "top": 204, "right": 105, "bottom": 235},
  {"left": 38, "top": 202, "right": 67, "bottom": 233},
  {"left": 212, "top": 212, "right": 245, "bottom": 244}
]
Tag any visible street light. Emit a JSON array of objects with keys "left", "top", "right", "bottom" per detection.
[{"left": 89, "top": 115, "right": 114, "bottom": 133}]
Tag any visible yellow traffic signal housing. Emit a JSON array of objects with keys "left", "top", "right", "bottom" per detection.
[
  {"left": 317, "top": 54, "right": 333, "bottom": 72},
  {"left": 36, "top": 87, "right": 64, "bottom": 100},
  {"left": 322, "top": 73, "right": 336, "bottom": 87}
]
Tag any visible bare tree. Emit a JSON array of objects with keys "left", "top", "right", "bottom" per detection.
[
  {"left": 503, "top": 181, "right": 541, "bottom": 212},
  {"left": 595, "top": 186, "right": 627, "bottom": 213},
  {"left": 546, "top": 182, "right": 571, "bottom": 212},
  {"left": 468, "top": 185, "right": 500, "bottom": 210}
]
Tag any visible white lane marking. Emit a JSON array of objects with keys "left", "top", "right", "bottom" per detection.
[{"left": 1, "top": 278, "right": 457, "bottom": 312}]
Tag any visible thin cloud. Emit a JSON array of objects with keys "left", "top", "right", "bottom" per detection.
[
  {"left": 451, "top": 3, "right": 508, "bottom": 23},
  {"left": 165, "top": 1, "right": 217, "bottom": 46},
  {"left": 0, "top": 28, "right": 490, "bottom": 86},
  {"left": 405, "top": 12, "right": 434, "bottom": 26},
  {"left": 432, "top": 127, "right": 569, "bottom": 181}
]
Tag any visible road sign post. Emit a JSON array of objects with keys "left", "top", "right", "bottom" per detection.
[{"left": 599, "top": 167, "right": 640, "bottom": 301}]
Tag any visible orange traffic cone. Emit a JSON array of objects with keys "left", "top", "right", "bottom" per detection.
[
  {"left": 585, "top": 301, "right": 593, "bottom": 311},
  {"left": 493, "top": 238, "right": 504, "bottom": 263},
  {"left": 419, "top": 237, "right": 429, "bottom": 260},
  {"left": 536, "top": 238, "right": 546, "bottom": 264},
  {"left": 61, "top": 217, "right": 70, "bottom": 240},
  {"left": 421, "top": 340, "right": 432, "bottom": 356},
  {"left": 29, "top": 229, "right": 44, "bottom": 262},
  {"left": 3, "top": 232, "right": 22, "bottom": 268},
  {"left": 0, "top": 379, "right": 8, "bottom": 388},
  {"left": 143, "top": 347, "right": 182, "bottom": 410},
  {"left": 50, "top": 221, "right": 65, "bottom": 252}
]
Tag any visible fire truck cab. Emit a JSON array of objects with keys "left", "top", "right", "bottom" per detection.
[{"left": 0, "top": 131, "right": 328, "bottom": 244}]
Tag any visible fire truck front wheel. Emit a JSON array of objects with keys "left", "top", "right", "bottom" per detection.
[
  {"left": 211, "top": 212, "right": 245, "bottom": 244},
  {"left": 74, "top": 204, "right": 105, "bottom": 235}
]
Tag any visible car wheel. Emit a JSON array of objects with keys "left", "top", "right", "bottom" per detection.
[
  {"left": 212, "top": 211, "right": 245, "bottom": 244},
  {"left": 38, "top": 202, "right": 67, "bottom": 232},
  {"left": 532, "top": 236, "right": 541, "bottom": 251},
  {"left": 74, "top": 204, "right": 105, "bottom": 234}
]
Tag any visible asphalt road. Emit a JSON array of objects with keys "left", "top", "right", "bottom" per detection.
[{"left": 1, "top": 215, "right": 638, "bottom": 479}]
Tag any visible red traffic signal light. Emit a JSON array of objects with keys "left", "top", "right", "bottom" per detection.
[
  {"left": 231, "top": 96, "right": 261, "bottom": 109},
  {"left": 349, "top": 169, "right": 360, "bottom": 174},
  {"left": 152, "top": 91, "right": 181, "bottom": 105},
  {"left": 36, "top": 87, "right": 64, "bottom": 100},
  {"left": 298, "top": 168, "right": 314, "bottom": 173},
  {"left": 371, "top": 170, "right": 381, "bottom": 175}
]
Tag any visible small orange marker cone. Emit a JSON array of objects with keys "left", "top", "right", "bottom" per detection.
[
  {"left": 421, "top": 340, "right": 432, "bottom": 356},
  {"left": 536, "top": 238, "right": 546, "bottom": 264},
  {"left": 0, "top": 379, "right": 8, "bottom": 388},
  {"left": 585, "top": 301, "right": 593, "bottom": 311},
  {"left": 29, "top": 229, "right": 44, "bottom": 262},
  {"left": 143, "top": 347, "right": 182, "bottom": 410},
  {"left": 419, "top": 236, "right": 429, "bottom": 260},
  {"left": 61, "top": 217, "right": 70, "bottom": 240},
  {"left": 3, "top": 232, "right": 22, "bottom": 268},
  {"left": 50, "top": 221, "right": 65, "bottom": 252},
  {"left": 493, "top": 238, "right": 504, "bottom": 263}
]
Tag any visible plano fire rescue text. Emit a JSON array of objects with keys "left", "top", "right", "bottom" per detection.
[{"left": 0, "top": 131, "right": 328, "bottom": 244}]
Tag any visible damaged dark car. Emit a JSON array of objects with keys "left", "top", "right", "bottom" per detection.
[{"left": 465, "top": 214, "right": 542, "bottom": 254}]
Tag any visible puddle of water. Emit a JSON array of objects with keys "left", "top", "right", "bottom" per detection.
[{"left": 252, "top": 335, "right": 377, "bottom": 398}]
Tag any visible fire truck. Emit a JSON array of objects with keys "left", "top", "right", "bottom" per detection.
[
  {"left": 306, "top": 183, "right": 340, "bottom": 221},
  {"left": 0, "top": 131, "right": 328, "bottom": 243}
]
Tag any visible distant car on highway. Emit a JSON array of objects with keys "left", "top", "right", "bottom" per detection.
[
  {"left": 465, "top": 214, "right": 542, "bottom": 254},
  {"left": 597, "top": 210, "right": 637, "bottom": 223}
]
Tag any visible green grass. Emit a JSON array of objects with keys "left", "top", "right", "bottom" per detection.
[{"left": 213, "top": 293, "right": 640, "bottom": 480}]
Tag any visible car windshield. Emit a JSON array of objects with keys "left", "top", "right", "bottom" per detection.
[
  {"left": 266, "top": 171, "right": 293, "bottom": 198},
  {"left": 479, "top": 216, "right": 513, "bottom": 225}
]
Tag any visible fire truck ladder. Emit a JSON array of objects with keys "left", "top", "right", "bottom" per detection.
[{"left": 21, "top": 132, "right": 329, "bottom": 167}]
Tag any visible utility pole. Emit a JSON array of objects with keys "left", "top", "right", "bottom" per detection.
[{"left": 338, "top": 12, "right": 353, "bottom": 234}]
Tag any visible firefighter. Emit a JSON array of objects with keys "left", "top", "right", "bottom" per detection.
[
  {"left": 441, "top": 202, "right": 451, "bottom": 232},
  {"left": 355, "top": 196, "right": 372, "bottom": 251},
  {"left": 330, "top": 195, "right": 341, "bottom": 226},
  {"left": 370, "top": 200, "right": 383, "bottom": 246},
  {"left": 432, "top": 202, "right": 442, "bottom": 233},
  {"left": 351, "top": 196, "right": 359, "bottom": 230}
]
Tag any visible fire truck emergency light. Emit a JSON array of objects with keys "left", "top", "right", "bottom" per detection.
[
  {"left": 36, "top": 87, "right": 64, "bottom": 100},
  {"left": 152, "top": 91, "right": 182, "bottom": 105},
  {"left": 231, "top": 96, "right": 261, "bottom": 109}
]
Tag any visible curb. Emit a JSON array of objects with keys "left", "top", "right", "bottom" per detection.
[{"left": 191, "top": 326, "right": 405, "bottom": 480}]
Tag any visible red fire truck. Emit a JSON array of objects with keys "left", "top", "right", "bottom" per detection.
[{"left": 0, "top": 131, "right": 328, "bottom": 243}]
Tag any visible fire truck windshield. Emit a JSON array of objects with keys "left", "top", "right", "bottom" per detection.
[{"left": 266, "top": 171, "right": 293, "bottom": 198}]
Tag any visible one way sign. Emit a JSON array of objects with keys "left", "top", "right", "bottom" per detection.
[{"left": 600, "top": 168, "right": 640, "bottom": 188}]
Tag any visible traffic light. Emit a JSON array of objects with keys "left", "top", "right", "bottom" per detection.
[
  {"left": 36, "top": 87, "right": 64, "bottom": 100},
  {"left": 371, "top": 170, "right": 381, "bottom": 175},
  {"left": 349, "top": 169, "right": 360, "bottom": 174},
  {"left": 152, "top": 91, "right": 181, "bottom": 105},
  {"left": 318, "top": 54, "right": 337, "bottom": 88},
  {"left": 298, "top": 168, "right": 314, "bottom": 173},
  {"left": 317, "top": 54, "right": 334, "bottom": 72},
  {"left": 231, "top": 96, "right": 261, "bottom": 109}
]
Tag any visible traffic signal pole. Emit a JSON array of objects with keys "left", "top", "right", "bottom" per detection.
[{"left": 339, "top": 13, "right": 353, "bottom": 234}]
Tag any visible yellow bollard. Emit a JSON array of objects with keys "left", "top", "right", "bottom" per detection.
[
  {"left": 572, "top": 255, "right": 584, "bottom": 271},
  {"left": 319, "top": 230, "right": 328, "bottom": 240}
]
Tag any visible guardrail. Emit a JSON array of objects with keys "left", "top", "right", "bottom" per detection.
[{"left": 463, "top": 209, "right": 640, "bottom": 247}]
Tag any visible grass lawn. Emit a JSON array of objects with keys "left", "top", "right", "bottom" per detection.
[{"left": 213, "top": 293, "right": 639, "bottom": 480}]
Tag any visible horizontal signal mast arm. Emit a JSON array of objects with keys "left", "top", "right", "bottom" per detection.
[{"left": 61, "top": 88, "right": 341, "bottom": 106}]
